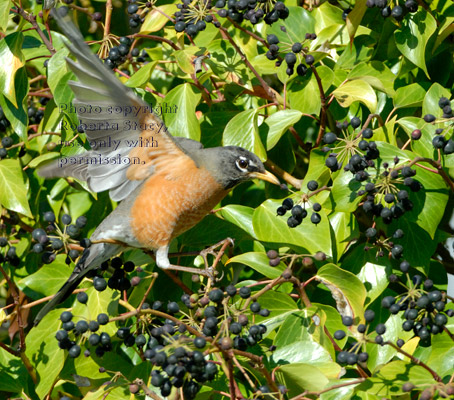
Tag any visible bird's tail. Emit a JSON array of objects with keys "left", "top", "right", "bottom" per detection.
[{"left": 33, "top": 242, "right": 121, "bottom": 326}]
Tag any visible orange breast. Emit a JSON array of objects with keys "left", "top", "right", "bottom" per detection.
[{"left": 130, "top": 160, "right": 228, "bottom": 248}]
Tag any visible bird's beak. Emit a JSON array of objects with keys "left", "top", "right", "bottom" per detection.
[{"left": 249, "top": 170, "right": 280, "bottom": 185}]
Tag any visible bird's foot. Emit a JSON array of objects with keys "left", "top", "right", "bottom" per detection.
[{"left": 160, "top": 264, "right": 217, "bottom": 279}]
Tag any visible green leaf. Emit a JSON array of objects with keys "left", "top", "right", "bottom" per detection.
[
  {"left": 274, "top": 308, "right": 332, "bottom": 354},
  {"left": 394, "top": 9, "right": 437, "bottom": 78},
  {"left": 393, "top": 82, "right": 429, "bottom": 109},
  {"left": 226, "top": 252, "right": 285, "bottom": 279},
  {"left": 0, "top": 159, "right": 33, "bottom": 218},
  {"left": 47, "top": 47, "right": 75, "bottom": 114},
  {"left": 0, "top": 0, "right": 11, "bottom": 32},
  {"left": 422, "top": 82, "right": 452, "bottom": 118},
  {"left": 206, "top": 40, "right": 250, "bottom": 85},
  {"left": 163, "top": 83, "right": 201, "bottom": 141},
  {"left": 25, "top": 309, "right": 65, "bottom": 399},
  {"left": 218, "top": 205, "right": 256, "bottom": 238},
  {"left": 328, "top": 211, "right": 359, "bottom": 262},
  {"left": 255, "top": 290, "right": 298, "bottom": 334},
  {"left": 0, "top": 32, "right": 25, "bottom": 107},
  {"left": 348, "top": 61, "right": 396, "bottom": 95},
  {"left": 332, "top": 80, "right": 377, "bottom": 112},
  {"left": 140, "top": 4, "right": 177, "bottom": 33},
  {"left": 426, "top": 333, "right": 454, "bottom": 378},
  {"left": 0, "top": 66, "right": 29, "bottom": 141},
  {"left": 265, "top": 109, "right": 303, "bottom": 150},
  {"left": 223, "top": 109, "right": 266, "bottom": 161},
  {"left": 18, "top": 255, "right": 71, "bottom": 297},
  {"left": 288, "top": 65, "right": 334, "bottom": 116},
  {"left": 252, "top": 199, "right": 332, "bottom": 256},
  {"left": 376, "top": 142, "right": 449, "bottom": 239},
  {"left": 0, "top": 346, "right": 28, "bottom": 392},
  {"left": 27, "top": 152, "right": 60, "bottom": 169},
  {"left": 356, "top": 360, "right": 434, "bottom": 396},
  {"left": 267, "top": 6, "right": 315, "bottom": 45},
  {"left": 276, "top": 363, "right": 329, "bottom": 394},
  {"left": 346, "top": 0, "right": 367, "bottom": 41},
  {"left": 316, "top": 263, "right": 366, "bottom": 322},
  {"left": 366, "top": 315, "right": 419, "bottom": 372},
  {"left": 124, "top": 61, "right": 158, "bottom": 88},
  {"left": 328, "top": 168, "right": 363, "bottom": 213},
  {"left": 172, "top": 48, "right": 199, "bottom": 75},
  {"left": 272, "top": 340, "right": 340, "bottom": 378},
  {"left": 397, "top": 116, "right": 435, "bottom": 158}
]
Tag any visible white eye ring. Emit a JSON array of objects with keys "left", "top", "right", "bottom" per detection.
[{"left": 236, "top": 158, "right": 249, "bottom": 171}]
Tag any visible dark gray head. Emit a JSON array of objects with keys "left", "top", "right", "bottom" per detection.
[{"left": 194, "top": 146, "right": 280, "bottom": 190}]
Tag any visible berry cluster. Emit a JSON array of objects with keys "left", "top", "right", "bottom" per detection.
[
  {"left": 55, "top": 310, "right": 110, "bottom": 358},
  {"left": 427, "top": 96, "right": 454, "bottom": 155},
  {"left": 266, "top": 31, "right": 316, "bottom": 76},
  {"left": 216, "top": 0, "right": 289, "bottom": 25},
  {"left": 103, "top": 37, "right": 143, "bottom": 70},
  {"left": 276, "top": 180, "right": 322, "bottom": 228},
  {"left": 31, "top": 211, "right": 89, "bottom": 264},
  {"left": 54, "top": 282, "right": 271, "bottom": 399},
  {"left": 174, "top": 0, "right": 216, "bottom": 37},
  {"left": 366, "top": 0, "right": 418, "bottom": 19},
  {"left": 323, "top": 117, "right": 379, "bottom": 173},
  {"left": 105, "top": 257, "right": 136, "bottom": 291},
  {"left": 383, "top": 263, "right": 452, "bottom": 344},
  {"left": 334, "top": 309, "right": 376, "bottom": 366},
  {"left": 0, "top": 237, "right": 20, "bottom": 266},
  {"left": 28, "top": 104, "right": 44, "bottom": 126},
  {"left": 359, "top": 162, "right": 421, "bottom": 225},
  {"left": 126, "top": 0, "right": 155, "bottom": 28}
]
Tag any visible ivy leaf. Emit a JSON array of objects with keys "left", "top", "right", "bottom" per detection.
[
  {"left": 394, "top": 9, "right": 437, "bottom": 78},
  {"left": 0, "top": 0, "right": 11, "bottom": 32},
  {"left": 25, "top": 309, "right": 65, "bottom": 399},
  {"left": 0, "top": 32, "right": 25, "bottom": 107},
  {"left": 223, "top": 109, "right": 266, "bottom": 161},
  {"left": 124, "top": 61, "right": 158, "bottom": 88},
  {"left": 140, "top": 4, "right": 178, "bottom": 33},
  {"left": 163, "top": 83, "right": 201, "bottom": 141},
  {"left": 393, "top": 82, "right": 429, "bottom": 109},
  {"left": 252, "top": 199, "right": 332, "bottom": 256},
  {"left": 226, "top": 252, "right": 285, "bottom": 279},
  {"left": 346, "top": 0, "right": 367, "bottom": 42},
  {"left": 332, "top": 80, "right": 377, "bottom": 112},
  {"left": 0, "top": 159, "right": 33, "bottom": 218},
  {"left": 265, "top": 109, "right": 303, "bottom": 150},
  {"left": 316, "top": 263, "right": 366, "bottom": 323}
]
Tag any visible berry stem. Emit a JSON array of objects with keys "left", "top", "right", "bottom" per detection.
[
  {"left": 217, "top": 24, "right": 276, "bottom": 102},
  {"left": 313, "top": 66, "right": 328, "bottom": 147},
  {"left": 11, "top": 2, "right": 56, "bottom": 55},
  {"left": 370, "top": 340, "right": 442, "bottom": 382},
  {"left": 133, "top": 34, "right": 180, "bottom": 51}
]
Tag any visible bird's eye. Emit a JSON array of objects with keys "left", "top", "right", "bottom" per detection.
[{"left": 236, "top": 159, "right": 249, "bottom": 170}]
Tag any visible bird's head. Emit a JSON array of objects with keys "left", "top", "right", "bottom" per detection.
[{"left": 196, "top": 146, "right": 280, "bottom": 190}]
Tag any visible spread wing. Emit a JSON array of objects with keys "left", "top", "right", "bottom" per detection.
[{"left": 39, "top": 8, "right": 198, "bottom": 201}]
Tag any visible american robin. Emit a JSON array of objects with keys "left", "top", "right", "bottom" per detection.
[{"left": 33, "top": 9, "right": 279, "bottom": 325}]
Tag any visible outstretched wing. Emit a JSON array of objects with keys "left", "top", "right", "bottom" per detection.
[{"left": 39, "top": 8, "right": 198, "bottom": 201}]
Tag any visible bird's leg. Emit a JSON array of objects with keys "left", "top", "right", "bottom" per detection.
[
  {"left": 155, "top": 246, "right": 216, "bottom": 278},
  {"left": 199, "top": 237, "right": 235, "bottom": 272}
]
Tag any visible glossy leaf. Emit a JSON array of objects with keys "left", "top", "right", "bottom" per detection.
[
  {"left": 333, "top": 79, "right": 377, "bottom": 112},
  {"left": 316, "top": 263, "right": 366, "bottom": 322},
  {"left": 223, "top": 109, "right": 266, "bottom": 161},
  {"left": 164, "top": 83, "right": 201, "bottom": 140},
  {"left": 394, "top": 9, "right": 437, "bottom": 78},
  {"left": 0, "top": 159, "right": 32, "bottom": 218}
]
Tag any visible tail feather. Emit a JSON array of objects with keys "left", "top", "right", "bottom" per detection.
[{"left": 33, "top": 243, "right": 121, "bottom": 326}]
